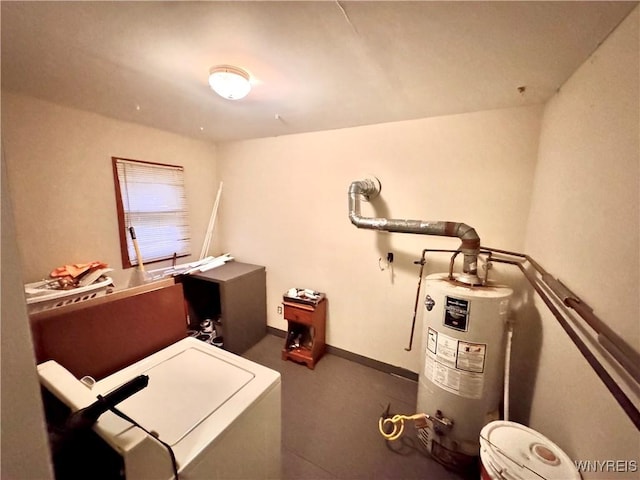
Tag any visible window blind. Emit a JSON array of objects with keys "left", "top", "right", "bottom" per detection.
[{"left": 113, "top": 158, "right": 191, "bottom": 267}]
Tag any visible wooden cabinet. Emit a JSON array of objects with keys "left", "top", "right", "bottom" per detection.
[
  {"left": 29, "top": 278, "right": 187, "bottom": 380},
  {"left": 281, "top": 298, "right": 326, "bottom": 369},
  {"left": 181, "top": 262, "right": 267, "bottom": 355}
]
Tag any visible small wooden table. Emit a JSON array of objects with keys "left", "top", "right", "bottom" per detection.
[{"left": 281, "top": 298, "right": 326, "bottom": 369}]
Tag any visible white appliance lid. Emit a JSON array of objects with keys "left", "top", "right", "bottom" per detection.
[
  {"left": 111, "top": 347, "right": 254, "bottom": 445},
  {"left": 480, "top": 421, "right": 580, "bottom": 480}
]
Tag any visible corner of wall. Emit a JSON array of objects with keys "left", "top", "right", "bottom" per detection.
[{"left": 520, "top": 6, "right": 639, "bottom": 475}]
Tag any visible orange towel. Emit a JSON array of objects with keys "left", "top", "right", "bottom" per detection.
[{"left": 50, "top": 261, "right": 108, "bottom": 279}]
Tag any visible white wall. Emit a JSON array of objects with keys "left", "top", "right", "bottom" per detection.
[
  {"left": 1, "top": 152, "right": 54, "bottom": 480},
  {"left": 1, "top": 92, "right": 220, "bottom": 478},
  {"left": 217, "top": 104, "right": 542, "bottom": 372},
  {"left": 2, "top": 93, "right": 220, "bottom": 282},
  {"left": 524, "top": 7, "right": 639, "bottom": 478}
]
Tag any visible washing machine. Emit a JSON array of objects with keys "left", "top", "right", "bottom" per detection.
[{"left": 38, "top": 337, "right": 281, "bottom": 479}]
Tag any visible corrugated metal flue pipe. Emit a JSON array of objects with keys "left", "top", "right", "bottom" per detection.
[{"left": 348, "top": 177, "right": 481, "bottom": 284}]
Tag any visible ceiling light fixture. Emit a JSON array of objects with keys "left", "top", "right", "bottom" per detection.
[{"left": 208, "top": 65, "right": 251, "bottom": 100}]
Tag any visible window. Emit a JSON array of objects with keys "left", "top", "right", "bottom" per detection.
[{"left": 112, "top": 157, "right": 191, "bottom": 268}]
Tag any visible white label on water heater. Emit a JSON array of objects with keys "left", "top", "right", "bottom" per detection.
[
  {"left": 424, "top": 329, "right": 486, "bottom": 399},
  {"left": 456, "top": 341, "right": 486, "bottom": 373},
  {"left": 434, "top": 332, "right": 458, "bottom": 367},
  {"left": 427, "top": 328, "right": 438, "bottom": 355}
]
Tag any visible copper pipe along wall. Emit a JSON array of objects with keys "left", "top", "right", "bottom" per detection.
[
  {"left": 405, "top": 248, "right": 492, "bottom": 350},
  {"left": 405, "top": 253, "right": 427, "bottom": 352},
  {"left": 598, "top": 334, "right": 640, "bottom": 384},
  {"left": 484, "top": 246, "right": 640, "bottom": 384},
  {"left": 564, "top": 293, "right": 640, "bottom": 377},
  {"left": 491, "top": 256, "right": 640, "bottom": 430},
  {"left": 348, "top": 179, "right": 481, "bottom": 279}
]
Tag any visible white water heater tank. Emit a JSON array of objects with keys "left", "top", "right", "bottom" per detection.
[{"left": 417, "top": 273, "right": 512, "bottom": 470}]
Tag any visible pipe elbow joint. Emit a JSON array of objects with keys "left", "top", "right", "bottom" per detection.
[
  {"left": 349, "top": 177, "right": 381, "bottom": 201},
  {"left": 457, "top": 224, "right": 481, "bottom": 253}
]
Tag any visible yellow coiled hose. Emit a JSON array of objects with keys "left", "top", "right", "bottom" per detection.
[{"left": 378, "top": 413, "right": 426, "bottom": 441}]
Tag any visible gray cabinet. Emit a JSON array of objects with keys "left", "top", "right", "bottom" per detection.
[{"left": 182, "top": 262, "right": 267, "bottom": 354}]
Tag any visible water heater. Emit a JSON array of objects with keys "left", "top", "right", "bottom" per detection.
[{"left": 417, "top": 273, "right": 512, "bottom": 470}]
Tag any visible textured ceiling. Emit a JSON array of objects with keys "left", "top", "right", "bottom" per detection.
[{"left": 2, "top": 1, "right": 636, "bottom": 143}]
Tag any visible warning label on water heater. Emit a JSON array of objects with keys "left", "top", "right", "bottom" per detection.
[
  {"left": 424, "top": 328, "right": 486, "bottom": 399},
  {"left": 443, "top": 296, "right": 469, "bottom": 331}
]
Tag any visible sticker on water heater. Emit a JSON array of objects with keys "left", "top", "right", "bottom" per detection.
[
  {"left": 427, "top": 328, "right": 438, "bottom": 355},
  {"left": 424, "top": 355, "right": 484, "bottom": 400},
  {"left": 443, "top": 296, "right": 469, "bottom": 331},
  {"left": 456, "top": 341, "right": 486, "bottom": 373},
  {"left": 434, "top": 335, "right": 458, "bottom": 367}
]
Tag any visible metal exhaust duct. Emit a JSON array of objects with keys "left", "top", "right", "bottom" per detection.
[{"left": 348, "top": 177, "right": 481, "bottom": 285}]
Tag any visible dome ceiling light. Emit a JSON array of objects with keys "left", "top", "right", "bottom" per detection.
[{"left": 208, "top": 65, "right": 251, "bottom": 100}]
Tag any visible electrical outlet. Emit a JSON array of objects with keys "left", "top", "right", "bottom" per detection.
[{"left": 277, "top": 305, "right": 283, "bottom": 315}]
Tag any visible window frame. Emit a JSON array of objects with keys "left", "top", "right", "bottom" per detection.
[{"left": 112, "top": 156, "right": 191, "bottom": 269}]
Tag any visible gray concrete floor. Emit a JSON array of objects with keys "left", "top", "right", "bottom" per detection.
[{"left": 242, "top": 334, "right": 466, "bottom": 480}]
